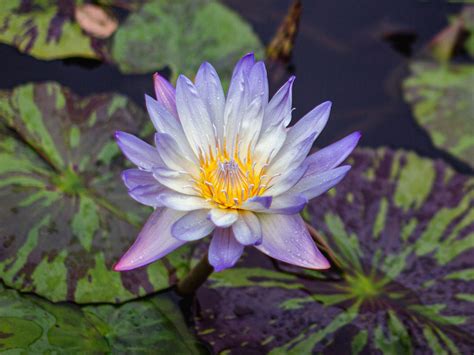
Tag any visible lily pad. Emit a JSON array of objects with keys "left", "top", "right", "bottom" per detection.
[
  {"left": 0, "top": 82, "right": 193, "bottom": 303},
  {"left": 403, "top": 62, "right": 474, "bottom": 169},
  {"left": 194, "top": 148, "right": 474, "bottom": 354},
  {"left": 0, "top": 1, "right": 104, "bottom": 60},
  {"left": 0, "top": 283, "right": 202, "bottom": 353},
  {"left": 0, "top": 0, "right": 263, "bottom": 80},
  {"left": 111, "top": 0, "right": 263, "bottom": 81}
]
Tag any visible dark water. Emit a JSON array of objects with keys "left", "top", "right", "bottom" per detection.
[{"left": 0, "top": 0, "right": 469, "bottom": 173}]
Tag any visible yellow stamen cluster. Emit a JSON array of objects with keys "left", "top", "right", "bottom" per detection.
[{"left": 194, "top": 145, "right": 270, "bottom": 209}]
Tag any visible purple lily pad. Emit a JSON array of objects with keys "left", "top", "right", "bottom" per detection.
[{"left": 194, "top": 148, "right": 474, "bottom": 353}]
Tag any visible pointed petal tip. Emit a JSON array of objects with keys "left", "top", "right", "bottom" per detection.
[
  {"left": 305, "top": 255, "right": 331, "bottom": 270},
  {"left": 321, "top": 100, "right": 332, "bottom": 109},
  {"left": 113, "top": 259, "right": 132, "bottom": 272},
  {"left": 114, "top": 130, "right": 124, "bottom": 140}
]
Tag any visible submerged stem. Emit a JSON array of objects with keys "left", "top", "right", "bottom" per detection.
[{"left": 176, "top": 252, "right": 214, "bottom": 297}]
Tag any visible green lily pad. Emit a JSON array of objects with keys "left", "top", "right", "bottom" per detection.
[
  {"left": 194, "top": 148, "right": 474, "bottom": 354},
  {"left": 0, "top": 283, "right": 202, "bottom": 353},
  {"left": 111, "top": 0, "right": 263, "bottom": 81},
  {"left": 0, "top": 82, "right": 193, "bottom": 303},
  {"left": 0, "top": 0, "right": 263, "bottom": 80},
  {"left": 403, "top": 62, "right": 474, "bottom": 169},
  {"left": 0, "top": 1, "right": 103, "bottom": 60}
]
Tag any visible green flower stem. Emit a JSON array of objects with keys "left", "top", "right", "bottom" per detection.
[{"left": 176, "top": 252, "right": 213, "bottom": 296}]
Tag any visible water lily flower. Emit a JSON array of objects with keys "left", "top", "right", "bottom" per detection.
[{"left": 114, "top": 53, "right": 360, "bottom": 272}]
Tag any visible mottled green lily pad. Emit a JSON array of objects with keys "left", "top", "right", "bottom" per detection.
[
  {"left": 0, "top": 82, "right": 192, "bottom": 303},
  {"left": 111, "top": 0, "right": 263, "bottom": 81},
  {"left": 0, "top": 0, "right": 263, "bottom": 80},
  {"left": 0, "top": 1, "right": 103, "bottom": 60},
  {"left": 194, "top": 148, "right": 474, "bottom": 354},
  {"left": 403, "top": 62, "right": 474, "bottom": 169},
  {"left": 0, "top": 283, "right": 202, "bottom": 353}
]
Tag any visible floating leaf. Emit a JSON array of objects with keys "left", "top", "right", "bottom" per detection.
[
  {"left": 403, "top": 61, "right": 474, "bottom": 169},
  {"left": 194, "top": 148, "right": 474, "bottom": 354},
  {"left": 0, "top": 283, "right": 202, "bottom": 353},
  {"left": 0, "top": 82, "right": 193, "bottom": 303},
  {"left": 110, "top": 0, "right": 263, "bottom": 81},
  {"left": 0, "top": 0, "right": 263, "bottom": 79},
  {"left": 0, "top": 1, "right": 103, "bottom": 60}
]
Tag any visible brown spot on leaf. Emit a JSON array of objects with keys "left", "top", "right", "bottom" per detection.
[{"left": 74, "top": 4, "right": 118, "bottom": 39}]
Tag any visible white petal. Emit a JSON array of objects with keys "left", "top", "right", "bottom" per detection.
[
  {"left": 209, "top": 208, "right": 239, "bottom": 227},
  {"left": 171, "top": 209, "right": 215, "bottom": 241},
  {"left": 154, "top": 133, "right": 198, "bottom": 175},
  {"left": 152, "top": 167, "right": 197, "bottom": 196},
  {"left": 176, "top": 75, "right": 216, "bottom": 157},
  {"left": 208, "top": 228, "right": 244, "bottom": 272},
  {"left": 157, "top": 191, "right": 211, "bottom": 211},
  {"left": 232, "top": 211, "right": 262, "bottom": 245},
  {"left": 195, "top": 62, "right": 225, "bottom": 140}
]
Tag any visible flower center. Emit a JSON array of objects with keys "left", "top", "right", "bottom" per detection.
[{"left": 195, "top": 148, "right": 269, "bottom": 209}]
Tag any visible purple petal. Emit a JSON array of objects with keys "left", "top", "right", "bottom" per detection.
[
  {"left": 129, "top": 184, "right": 166, "bottom": 207},
  {"left": 114, "top": 208, "right": 186, "bottom": 271},
  {"left": 232, "top": 211, "right": 262, "bottom": 245},
  {"left": 208, "top": 228, "right": 244, "bottom": 272},
  {"left": 115, "top": 131, "right": 162, "bottom": 171},
  {"left": 248, "top": 61, "right": 269, "bottom": 106},
  {"left": 176, "top": 75, "right": 216, "bottom": 156},
  {"left": 289, "top": 101, "right": 331, "bottom": 142},
  {"left": 209, "top": 208, "right": 238, "bottom": 227},
  {"left": 305, "top": 131, "right": 361, "bottom": 174},
  {"left": 153, "top": 73, "right": 178, "bottom": 119},
  {"left": 264, "top": 194, "right": 308, "bottom": 214},
  {"left": 266, "top": 101, "right": 331, "bottom": 178},
  {"left": 288, "top": 165, "right": 351, "bottom": 200},
  {"left": 195, "top": 62, "right": 225, "bottom": 139},
  {"left": 255, "top": 214, "right": 329, "bottom": 269},
  {"left": 157, "top": 191, "right": 210, "bottom": 211},
  {"left": 230, "top": 53, "right": 255, "bottom": 84},
  {"left": 264, "top": 161, "right": 308, "bottom": 197},
  {"left": 266, "top": 133, "right": 315, "bottom": 184},
  {"left": 171, "top": 209, "right": 215, "bottom": 241},
  {"left": 224, "top": 53, "right": 255, "bottom": 152},
  {"left": 121, "top": 169, "right": 156, "bottom": 190},
  {"left": 145, "top": 95, "right": 190, "bottom": 150},
  {"left": 262, "top": 75, "right": 295, "bottom": 130},
  {"left": 241, "top": 196, "right": 273, "bottom": 211}
]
